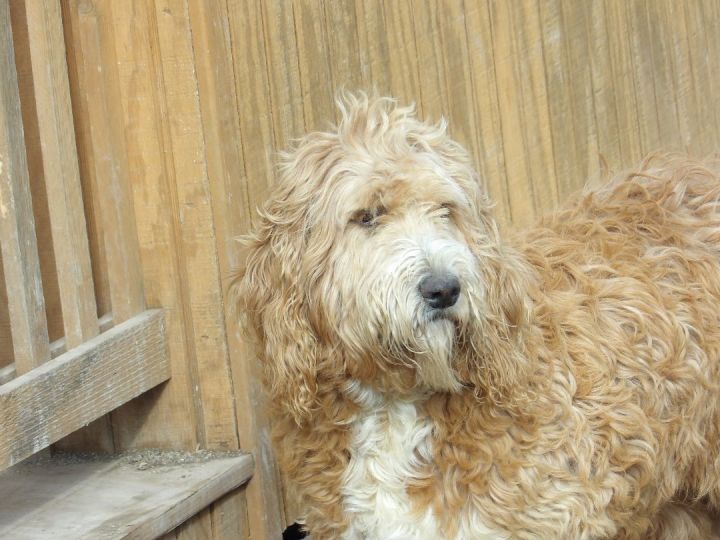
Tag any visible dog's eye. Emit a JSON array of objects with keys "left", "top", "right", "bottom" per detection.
[
  {"left": 439, "top": 203, "right": 453, "bottom": 219},
  {"left": 352, "top": 207, "right": 385, "bottom": 228},
  {"left": 359, "top": 211, "right": 374, "bottom": 225}
]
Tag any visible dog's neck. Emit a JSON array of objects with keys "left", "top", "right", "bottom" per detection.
[{"left": 342, "top": 378, "right": 430, "bottom": 408}]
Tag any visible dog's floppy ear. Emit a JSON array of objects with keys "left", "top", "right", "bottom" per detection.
[
  {"left": 469, "top": 242, "right": 535, "bottom": 407},
  {"left": 230, "top": 139, "right": 338, "bottom": 425},
  {"left": 230, "top": 226, "right": 319, "bottom": 425}
]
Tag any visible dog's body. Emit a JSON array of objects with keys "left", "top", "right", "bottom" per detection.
[{"left": 234, "top": 96, "right": 720, "bottom": 539}]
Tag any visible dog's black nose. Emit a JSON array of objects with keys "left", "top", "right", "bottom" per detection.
[{"left": 420, "top": 274, "right": 461, "bottom": 309}]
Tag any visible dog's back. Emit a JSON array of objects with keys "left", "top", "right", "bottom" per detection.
[{"left": 505, "top": 154, "right": 720, "bottom": 537}]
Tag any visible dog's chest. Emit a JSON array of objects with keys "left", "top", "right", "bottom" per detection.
[
  {"left": 340, "top": 396, "right": 441, "bottom": 539},
  {"left": 339, "top": 387, "right": 508, "bottom": 539}
]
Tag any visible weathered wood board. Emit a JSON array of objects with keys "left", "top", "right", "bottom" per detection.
[
  {"left": 0, "top": 451, "right": 253, "bottom": 539},
  {"left": 0, "top": 0, "right": 50, "bottom": 374},
  {"left": 0, "top": 309, "right": 169, "bottom": 470}
]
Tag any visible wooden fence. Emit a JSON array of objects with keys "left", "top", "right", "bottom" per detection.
[
  {"left": 0, "top": 0, "right": 171, "bottom": 456},
  {"left": 1, "top": 1, "right": 720, "bottom": 539}
]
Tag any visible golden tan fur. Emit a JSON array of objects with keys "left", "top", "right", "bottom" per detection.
[{"left": 232, "top": 95, "right": 720, "bottom": 539}]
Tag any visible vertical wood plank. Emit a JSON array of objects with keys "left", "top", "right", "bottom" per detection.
[
  {"left": 105, "top": 0, "right": 201, "bottom": 451},
  {"left": 189, "top": 0, "right": 286, "bottom": 534},
  {"left": 184, "top": 0, "right": 261, "bottom": 531},
  {"left": 9, "top": 0, "right": 65, "bottom": 344},
  {"left": 56, "top": 0, "right": 131, "bottom": 453},
  {"left": 211, "top": 489, "right": 251, "bottom": 540},
  {"left": 151, "top": 0, "right": 237, "bottom": 453},
  {"left": 354, "top": 0, "right": 425, "bottom": 109},
  {"left": 71, "top": 0, "right": 145, "bottom": 324},
  {"left": 171, "top": 508, "right": 213, "bottom": 540},
  {"left": 539, "top": 0, "right": 577, "bottom": 198},
  {"left": 540, "top": 0, "right": 599, "bottom": 198},
  {"left": 0, "top": 1, "right": 50, "bottom": 374},
  {"left": 410, "top": 1, "right": 448, "bottom": 120},
  {"left": 206, "top": 0, "right": 288, "bottom": 534},
  {"left": 489, "top": 0, "right": 558, "bottom": 225},
  {"left": 380, "top": 0, "right": 423, "bottom": 109},
  {"left": 684, "top": 0, "right": 720, "bottom": 149},
  {"left": 643, "top": 0, "right": 682, "bottom": 150},
  {"left": 560, "top": 0, "right": 600, "bottom": 186},
  {"left": 261, "top": 2, "right": 306, "bottom": 147},
  {"left": 434, "top": 1, "right": 494, "bottom": 198},
  {"left": 60, "top": 0, "right": 111, "bottom": 320},
  {"left": 657, "top": 0, "right": 700, "bottom": 153},
  {"left": 604, "top": 0, "right": 643, "bottom": 167},
  {"left": 464, "top": 0, "right": 510, "bottom": 226},
  {"left": 226, "top": 0, "right": 276, "bottom": 202},
  {"left": 701, "top": 0, "right": 720, "bottom": 138},
  {"left": 489, "top": 0, "right": 533, "bottom": 224},
  {"left": 354, "top": 0, "right": 389, "bottom": 92},
  {"left": 626, "top": 0, "right": 661, "bottom": 154},
  {"left": 324, "top": 0, "right": 363, "bottom": 94},
  {"left": 185, "top": 0, "right": 248, "bottom": 448},
  {"left": 17, "top": 0, "right": 98, "bottom": 349},
  {"left": 514, "top": 1, "right": 558, "bottom": 215},
  {"left": 293, "top": 0, "right": 336, "bottom": 129},
  {"left": 584, "top": 0, "right": 623, "bottom": 170}
]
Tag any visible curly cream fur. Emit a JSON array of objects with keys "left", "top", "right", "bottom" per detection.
[{"left": 232, "top": 94, "right": 720, "bottom": 539}]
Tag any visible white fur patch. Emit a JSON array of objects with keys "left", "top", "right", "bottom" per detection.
[{"left": 341, "top": 382, "right": 505, "bottom": 539}]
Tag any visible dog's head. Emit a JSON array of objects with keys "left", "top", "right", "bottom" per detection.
[{"left": 232, "top": 95, "right": 533, "bottom": 423}]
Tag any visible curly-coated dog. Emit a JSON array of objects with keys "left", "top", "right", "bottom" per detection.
[{"left": 233, "top": 95, "right": 720, "bottom": 539}]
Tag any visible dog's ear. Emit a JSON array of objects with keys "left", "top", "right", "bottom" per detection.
[
  {"left": 230, "top": 213, "right": 323, "bottom": 426},
  {"left": 469, "top": 244, "right": 535, "bottom": 407},
  {"left": 229, "top": 136, "right": 341, "bottom": 425}
]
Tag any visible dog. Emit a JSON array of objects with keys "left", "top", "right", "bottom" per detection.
[{"left": 232, "top": 94, "right": 720, "bottom": 539}]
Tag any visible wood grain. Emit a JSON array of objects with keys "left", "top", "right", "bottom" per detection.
[
  {"left": 262, "top": 2, "right": 306, "bottom": 148},
  {"left": 16, "top": 0, "right": 98, "bottom": 349},
  {"left": 56, "top": 0, "right": 136, "bottom": 454},
  {"left": 604, "top": 0, "right": 643, "bottom": 167},
  {"left": 0, "top": 309, "right": 168, "bottom": 471},
  {"left": 60, "top": 0, "right": 111, "bottom": 320},
  {"left": 188, "top": 1, "right": 283, "bottom": 537},
  {"left": 293, "top": 0, "right": 337, "bottom": 129},
  {"left": 0, "top": 256, "right": 12, "bottom": 368},
  {"left": 0, "top": 452, "right": 253, "bottom": 540},
  {"left": 0, "top": 364, "right": 15, "bottom": 386},
  {"left": 102, "top": 0, "right": 199, "bottom": 452},
  {"left": 0, "top": 1, "right": 50, "bottom": 374},
  {"left": 72, "top": 0, "right": 145, "bottom": 324},
  {"left": 9, "top": 0, "right": 65, "bottom": 344},
  {"left": 463, "top": 0, "right": 511, "bottom": 226},
  {"left": 378, "top": 0, "right": 423, "bottom": 107}
]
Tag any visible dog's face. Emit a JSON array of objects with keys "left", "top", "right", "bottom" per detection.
[
  {"left": 311, "top": 141, "right": 486, "bottom": 394},
  {"left": 235, "top": 95, "right": 532, "bottom": 421}
]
